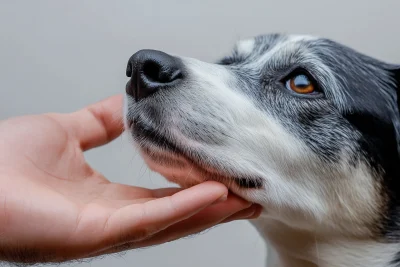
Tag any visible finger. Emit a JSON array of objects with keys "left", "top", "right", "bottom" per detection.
[
  {"left": 100, "top": 183, "right": 182, "bottom": 201},
  {"left": 221, "top": 204, "right": 263, "bottom": 224},
  {"left": 133, "top": 196, "right": 254, "bottom": 247},
  {"left": 97, "top": 184, "right": 222, "bottom": 214},
  {"left": 69, "top": 94, "right": 124, "bottom": 150},
  {"left": 100, "top": 181, "right": 233, "bottom": 247},
  {"left": 88, "top": 195, "right": 253, "bottom": 257},
  {"left": 151, "top": 187, "right": 182, "bottom": 198}
]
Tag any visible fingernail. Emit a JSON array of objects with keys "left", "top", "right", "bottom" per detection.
[
  {"left": 247, "top": 204, "right": 263, "bottom": 219},
  {"left": 212, "top": 193, "right": 228, "bottom": 204},
  {"left": 247, "top": 208, "right": 257, "bottom": 218}
]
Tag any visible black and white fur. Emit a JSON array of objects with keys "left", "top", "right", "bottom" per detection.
[{"left": 124, "top": 34, "right": 400, "bottom": 267}]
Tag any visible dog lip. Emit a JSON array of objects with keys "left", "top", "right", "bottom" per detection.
[
  {"left": 132, "top": 119, "right": 181, "bottom": 152},
  {"left": 234, "top": 177, "right": 263, "bottom": 189}
]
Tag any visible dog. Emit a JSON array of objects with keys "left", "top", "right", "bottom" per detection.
[{"left": 123, "top": 34, "right": 400, "bottom": 267}]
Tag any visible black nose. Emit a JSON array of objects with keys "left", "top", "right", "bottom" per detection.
[{"left": 125, "top": 49, "right": 183, "bottom": 101}]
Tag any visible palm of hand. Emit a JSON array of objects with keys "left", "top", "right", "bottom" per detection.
[{"left": 0, "top": 95, "right": 258, "bottom": 264}]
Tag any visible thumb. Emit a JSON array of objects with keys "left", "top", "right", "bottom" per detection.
[{"left": 67, "top": 94, "right": 124, "bottom": 151}]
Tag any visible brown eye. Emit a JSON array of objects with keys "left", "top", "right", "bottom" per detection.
[{"left": 285, "top": 74, "right": 315, "bottom": 94}]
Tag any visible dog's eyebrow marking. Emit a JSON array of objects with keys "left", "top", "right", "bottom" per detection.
[
  {"left": 254, "top": 34, "right": 318, "bottom": 65},
  {"left": 235, "top": 39, "right": 255, "bottom": 56}
]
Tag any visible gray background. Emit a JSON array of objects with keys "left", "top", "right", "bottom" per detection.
[{"left": 1, "top": 1, "right": 399, "bottom": 266}]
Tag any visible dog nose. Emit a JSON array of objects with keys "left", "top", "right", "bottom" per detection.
[{"left": 126, "top": 49, "right": 183, "bottom": 101}]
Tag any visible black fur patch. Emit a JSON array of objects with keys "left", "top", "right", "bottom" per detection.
[{"left": 234, "top": 177, "right": 263, "bottom": 189}]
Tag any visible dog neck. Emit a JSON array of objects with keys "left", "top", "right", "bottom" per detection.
[{"left": 251, "top": 216, "right": 400, "bottom": 267}]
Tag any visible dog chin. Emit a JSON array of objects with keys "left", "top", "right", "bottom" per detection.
[
  {"left": 137, "top": 143, "right": 263, "bottom": 191},
  {"left": 139, "top": 148, "right": 206, "bottom": 188}
]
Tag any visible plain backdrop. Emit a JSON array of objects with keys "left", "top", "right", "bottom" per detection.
[{"left": 1, "top": 1, "right": 400, "bottom": 266}]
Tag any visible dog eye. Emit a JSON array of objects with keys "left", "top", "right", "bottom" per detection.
[{"left": 285, "top": 73, "right": 315, "bottom": 94}]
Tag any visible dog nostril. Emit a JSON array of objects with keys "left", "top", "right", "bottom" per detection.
[
  {"left": 126, "top": 61, "right": 133, "bottom": 78},
  {"left": 142, "top": 61, "right": 164, "bottom": 83},
  {"left": 142, "top": 60, "right": 183, "bottom": 84}
]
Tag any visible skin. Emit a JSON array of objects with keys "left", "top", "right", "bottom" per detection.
[{"left": 0, "top": 94, "right": 260, "bottom": 264}]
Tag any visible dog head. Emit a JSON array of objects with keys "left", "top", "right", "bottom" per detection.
[{"left": 124, "top": 34, "right": 400, "bottom": 240}]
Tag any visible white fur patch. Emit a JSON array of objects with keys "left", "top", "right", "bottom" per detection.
[{"left": 235, "top": 38, "right": 255, "bottom": 56}]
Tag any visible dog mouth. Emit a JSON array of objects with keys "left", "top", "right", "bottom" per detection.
[
  {"left": 127, "top": 118, "right": 263, "bottom": 189},
  {"left": 129, "top": 119, "right": 181, "bottom": 152}
]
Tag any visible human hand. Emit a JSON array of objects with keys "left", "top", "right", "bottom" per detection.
[{"left": 0, "top": 95, "right": 260, "bottom": 264}]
